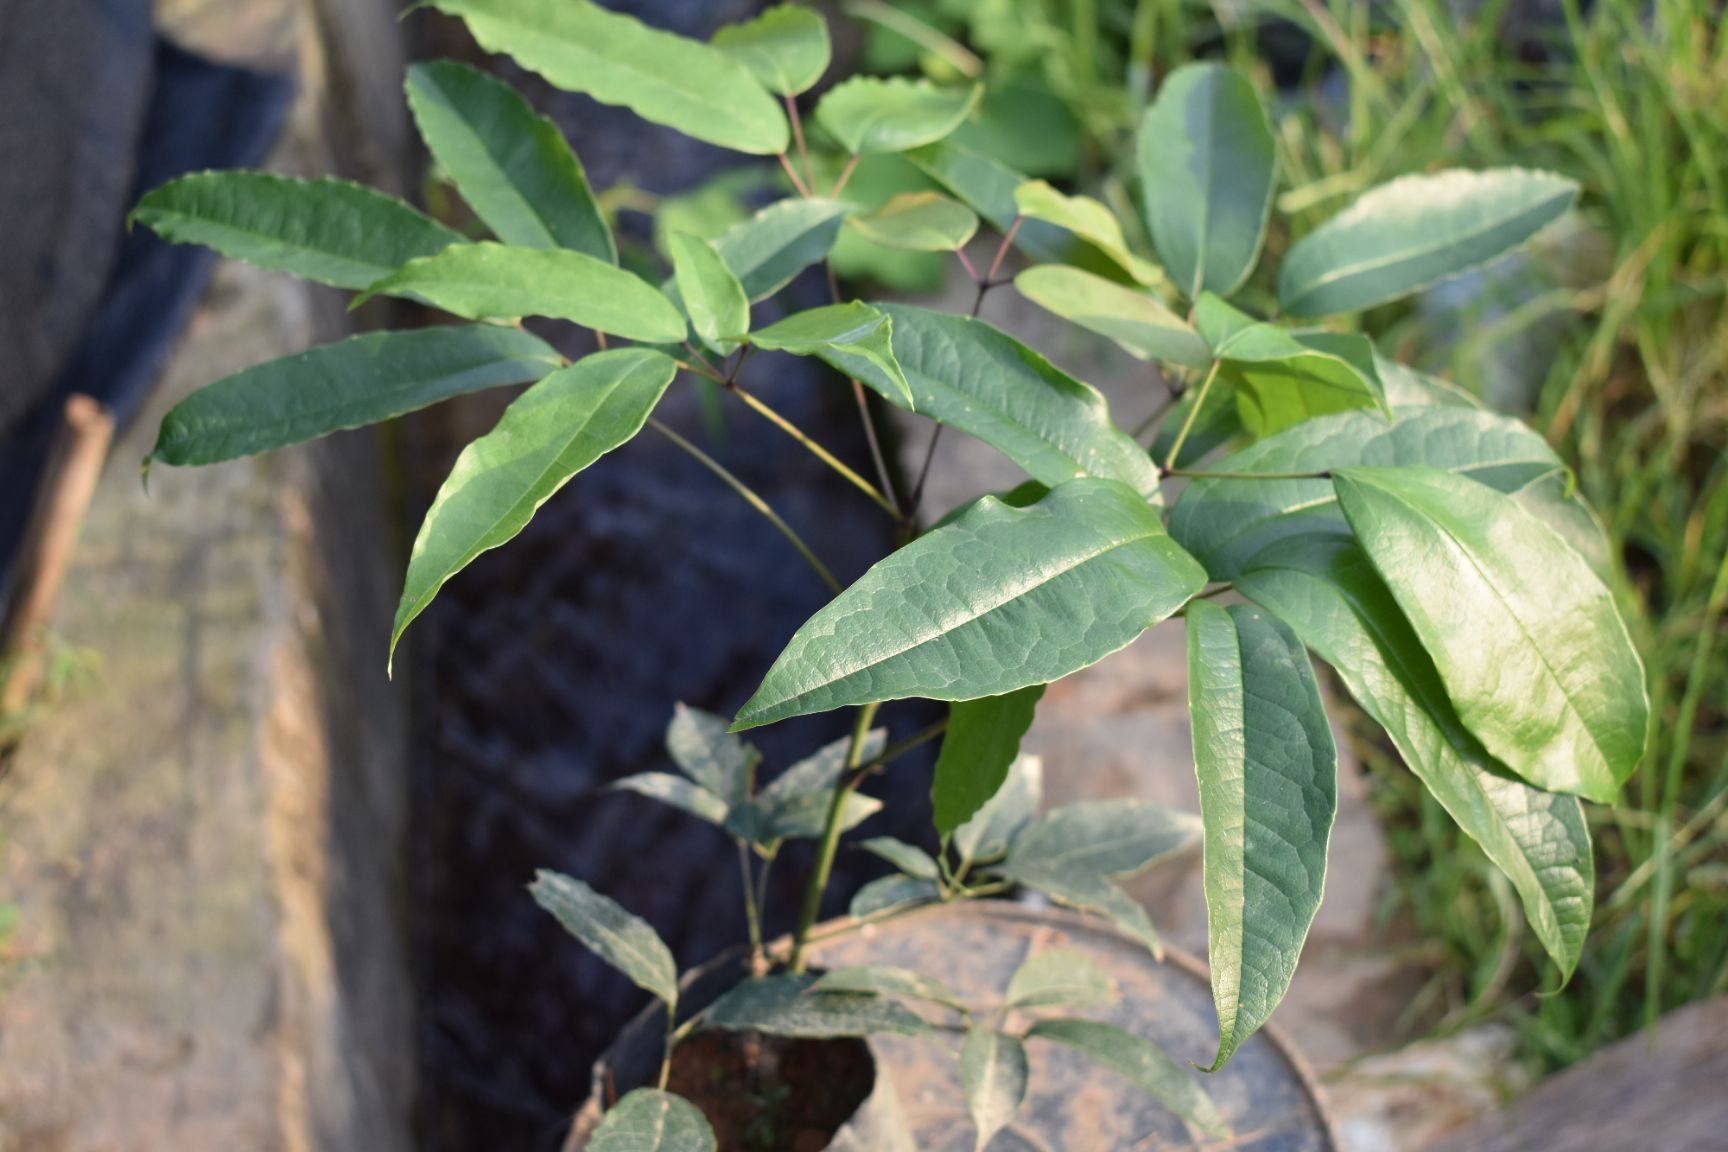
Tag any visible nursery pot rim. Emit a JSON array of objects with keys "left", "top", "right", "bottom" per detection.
[{"left": 568, "top": 898, "right": 1340, "bottom": 1151}]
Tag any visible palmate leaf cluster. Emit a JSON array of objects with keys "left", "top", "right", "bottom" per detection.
[{"left": 131, "top": 1, "right": 1650, "bottom": 1145}]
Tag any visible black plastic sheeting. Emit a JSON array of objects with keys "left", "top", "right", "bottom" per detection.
[{"left": 0, "top": 38, "right": 292, "bottom": 591}]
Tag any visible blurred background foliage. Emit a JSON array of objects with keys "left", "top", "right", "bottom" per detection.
[{"left": 614, "top": 0, "right": 1726, "bottom": 1077}]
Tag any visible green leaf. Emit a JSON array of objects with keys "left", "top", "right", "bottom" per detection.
[
  {"left": 932, "top": 686, "right": 1044, "bottom": 837},
  {"left": 1510, "top": 470, "right": 1614, "bottom": 587},
  {"left": 859, "top": 837, "right": 939, "bottom": 880},
  {"left": 816, "top": 76, "right": 981, "bottom": 154},
  {"left": 710, "top": 198, "right": 851, "bottom": 301},
  {"left": 667, "top": 704, "right": 756, "bottom": 810},
  {"left": 825, "top": 305, "right": 1164, "bottom": 499},
  {"left": 669, "top": 232, "right": 749, "bottom": 347},
  {"left": 132, "top": 171, "right": 462, "bottom": 290},
  {"left": 1027, "top": 1019, "right": 1227, "bottom": 1139},
  {"left": 954, "top": 754, "right": 1041, "bottom": 868},
  {"left": 757, "top": 729, "right": 886, "bottom": 842},
  {"left": 812, "top": 965, "right": 965, "bottom": 1010},
  {"left": 1014, "top": 266, "right": 1209, "bottom": 368},
  {"left": 960, "top": 1027, "right": 1028, "bottom": 1152},
  {"left": 1195, "top": 294, "right": 1388, "bottom": 435},
  {"left": 1004, "top": 948, "right": 1116, "bottom": 1009},
  {"left": 1005, "top": 800, "right": 1201, "bottom": 877},
  {"left": 711, "top": 4, "right": 830, "bottom": 96},
  {"left": 1332, "top": 467, "right": 1648, "bottom": 802},
  {"left": 1236, "top": 537, "right": 1593, "bottom": 978},
  {"left": 734, "top": 480, "right": 1206, "bottom": 729},
  {"left": 1278, "top": 168, "right": 1579, "bottom": 317},
  {"left": 609, "top": 773, "right": 730, "bottom": 826},
  {"left": 849, "top": 874, "right": 940, "bottom": 918},
  {"left": 405, "top": 60, "right": 614, "bottom": 260},
  {"left": 849, "top": 191, "right": 979, "bottom": 251},
  {"left": 358, "top": 243, "right": 686, "bottom": 342},
  {"left": 749, "top": 303, "right": 912, "bottom": 406},
  {"left": 998, "top": 863, "right": 1164, "bottom": 957},
  {"left": 1168, "top": 405, "right": 1563, "bottom": 580},
  {"left": 1185, "top": 600, "right": 1337, "bottom": 1071},
  {"left": 1137, "top": 63, "right": 1275, "bottom": 299},
  {"left": 1012, "top": 180, "right": 1160, "bottom": 285},
  {"left": 703, "top": 974, "right": 929, "bottom": 1038},
  {"left": 148, "top": 325, "right": 561, "bottom": 468},
  {"left": 426, "top": 0, "right": 788, "bottom": 155},
  {"left": 529, "top": 871, "right": 678, "bottom": 1005},
  {"left": 391, "top": 349, "right": 676, "bottom": 663},
  {"left": 1374, "top": 354, "right": 1484, "bottom": 409},
  {"left": 587, "top": 1089, "right": 715, "bottom": 1152}
]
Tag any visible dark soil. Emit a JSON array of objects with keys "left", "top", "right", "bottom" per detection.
[{"left": 663, "top": 1032, "right": 876, "bottom": 1152}]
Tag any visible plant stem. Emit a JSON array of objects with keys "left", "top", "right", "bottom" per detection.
[
  {"left": 738, "top": 840, "right": 763, "bottom": 959},
  {"left": 788, "top": 702, "right": 880, "bottom": 973},
  {"left": 831, "top": 152, "right": 861, "bottom": 199},
  {"left": 1165, "top": 467, "right": 1333, "bottom": 481},
  {"left": 784, "top": 95, "right": 815, "bottom": 192},
  {"left": 902, "top": 425, "right": 945, "bottom": 535},
  {"left": 861, "top": 716, "right": 948, "bottom": 776},
  {"left": 1160, "top": 359, "right": 1221, "bottom": 472},
  {"left": 1131, "top": 379, "right": 1186, "bottom": 440},
  {"left": 659, "top": 1002, "right": 675, "bottom": 1090},
  {"left": 729, "top": 384, "right": 902, "bottom": 517},
  {"left": 648, "top": 417, "right": 842, "bottom": 595},
  {"left": 776, "top": 152, "right": 811, "bottom": 198}
]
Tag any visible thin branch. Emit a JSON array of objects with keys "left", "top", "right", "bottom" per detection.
[
  {"left": 789, "top": 702, "right": 880, "bottom": 972},
  {"left": 831, "top": 152, "right": 861, "bottom": 199},
  {"left": 785, "top": 94, "right": 815, "bottom": 192},
  {"left": 903, "top": 424, "right": 945, "bottom": 533},
  {"left": 985, "top": 216, "right": 1023, "bottom": 282},
  {"left": 777, "top": 151, "right": 811, "bottom": 198},
  {"left": 730, "top": 383, "right": 902, "bottom": 518},
  {"left": 1160, "top": 359, "right": 1221, "bottom": 473},
  {"left": 1131, "top": 380, "right": 1186, "bottom": 440},
  {"left": 648, "top": 417, "right": 842, "bottom": 595}
]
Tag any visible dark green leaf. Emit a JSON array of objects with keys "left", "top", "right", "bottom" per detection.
[
  {"left": 734, "top": 480, "right": 1206, "bottom": 729},
  {"left": 1278, "top": 168, "right": 1578, "bottom": 316},
  {"left": 359, "top": 243, "right": 686, "bottom": 343},
  {"left": 953, "top": 754, "right": 1041, "bottom": 867},
  {"left": 849, "top": 191, "right": 979, "bottom": 251},
  {"left": 427, "top": 0, "right": 789, "bottom": 154},
  {"left": 1005, "top": 800, "right": 1201, "bottom": 877},
  {"left": 960, "top": 1027, "right": 1028, "bottom": 1151},
  {"left": 405, "top": 60, "right": 614, "bottom": 260},
  {"left": 711, "top": 198, "right": 851, "bottom": 301},
  {"left": 1333, "top": 467, "right": 1648, "bottom": 802},
  {"left": 530, "top": 871, "right": 678, "bottom": 1004},
  {"left": 1169, "top": 406, "right": 1563, "bottom": 580},
  {"left": 932, "top": 686, "right": 1044, "bottom": 837},
  {"left": 703, "top": 974, "right": 929, "bottom": 1037},
  {"left": 1236, "top": 536, "right": 1593, "bottom": 977},
  {"left": 816, "top": 77, "right": 981, "bottom": 154},
  {"left": 825, "top": 305, "right": 1164, "bottom": 499},
  {"left": 1004, "top": 948, "right": 1116, "bottom": 1009},
  {"left": 609, "top": 773, "right": 730, "bottom": 826},
  {"left": 391, "top": 349, "right": 676, "bottom": 663},
  {"left": 132, "top": 171, "right": 461, "bottom": 289},
  {"left": 669, "top": 232, "right": 749, "bottom": 347},
  {"left": 1014, "top": 267, "right": 1209, "bottom": 368},
  {"left": 1027, "top": 1019, "right": 1227, "bottom": 1138},
  {"left": 148, "top": 325, "right": 560, "bottom": 468},
  {"left": 1186, "top": 600, "right": 1336, "bottom": 1070},
  {"left": 849, "top": 874, "right": 940, "bottom": 918},
  {"left": 711, "top": 4, "right": 830, "bottom": 96},
  {"left": 812, "top": 965, "right": 965, "bottom": 1010},
  {"left": 587, "top": 1089, "right": 715, "bottom": 1152},
  {"left": 859, "top": 837, "right": 939, "bottom": 880},
  {"left": 750, "top": 303, "right": 911, "bottom": 405},
  {"left": 1195, "top": 294, "right": 1388, "bottom": 436},
  {"left": 1137, "top": 63, "right": 1276, "bottom": 299}
]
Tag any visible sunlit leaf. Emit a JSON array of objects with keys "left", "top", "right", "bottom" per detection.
[
  {"left": 849, "top": 191, "right": 979, "bottom": 251},
  {"left": 750, "top": 303, "right": 912, "bottom": 406},
  {"left": 1015, "top": 266, "right": 1209, "bottom": 368},
  {"left": 669, "top": 231, "right": 749, "bottom": 348},
  {"left": 712, "top": 4, "right": 830, "bottom": 96},
  {"left": 817, "top": 76, "right": 981, "bottom": 154}
]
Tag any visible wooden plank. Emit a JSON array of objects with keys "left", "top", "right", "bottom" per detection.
[{"left": 1425, "top": 997, "right": 1728, "bottom": 1152}]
